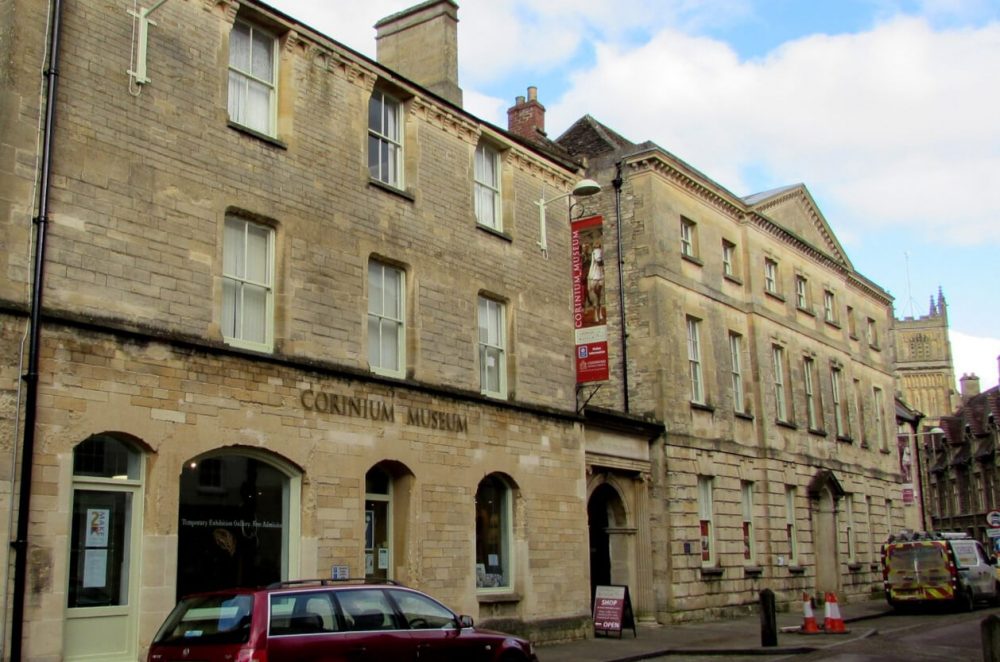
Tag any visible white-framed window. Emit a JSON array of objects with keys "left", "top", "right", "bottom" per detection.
[
  {"left": 475, "top": 474, "right": 513, "bottom": 591},
  {"left": 854, "top": 378, "right": 866, "bottom": 444},
  {"left": 729, "top": 332, "right": 745, "bottom": 414},
  {"left": 741, "top": 481, "right": 756, "bottom": 563},
  {"left": 764, "top": 258, "right": 778, "bottom": 294},
  {"left": 804, "top": 357, "right": 818, "bottom": 430},
  {"left": 478, "top": 297, "right": 507, "bottom": 399},
  {"left": 873, "top": 386, "right": 886, "bottom": 450},
  {"left": 680, "top": 217, "right": 697, "bottom": 258},
  {"left": 722, "top": 240, "right": 736, "bottom": 278},
  {"left": 772, "top": 345, "right": 788, "bottom": 422},
  {"left": 227, "top": 19, "right": 277, "bottom": 136},
  {"left": 698, "top": 476, "right": 715, "bottom": 565},
  {"left": 368, "top": 89, "right": 403, "bottom": 187},
  {"left": 367, "top": 261, "right": 405, "bottom": 377},
  {"left": 847, "top": 305, "right": 857, "bottom": 337},
  {"left": 222, "top": 216, "right": 274, "bottom": 351},
  {"left": 474, "top": 143, "right": 502, "bottom": 230},
  {"left": 687, "top": 316, "right": 704, "bottom": 404},
  {"left": 865, "top": 495, "right": 875, "bottom": 561},
  {"left": 846, "top": 493, "right": 856, "bottom": 562},
  {"left": 785, "top": 485, "right": 799, "bottom": 565},
  {"left": 795, "top": 275, "right": 808, "bottom": 309},
  {"left": 823, "top": 290, "right": 836, "bottom": 323},
  {"left": 831, "top": 367, "right": 847, "bottom": 437}
]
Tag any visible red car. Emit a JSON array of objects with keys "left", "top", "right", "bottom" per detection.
[{"left": 147, "top": 579, "right": 538, "bottom": 662}]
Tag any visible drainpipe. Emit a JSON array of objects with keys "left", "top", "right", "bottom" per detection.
[
  {"left": 10, "top": 0, "right": 64, "bottom": 659},
  {"left": 613, "top": 162, "right": 629, "bottom": 413}
]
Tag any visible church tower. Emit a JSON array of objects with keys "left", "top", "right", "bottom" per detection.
[{"left": 893, "top": 289, "right": 957, "bottom": 426}]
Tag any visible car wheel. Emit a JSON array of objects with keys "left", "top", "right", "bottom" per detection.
[
  {"left": 498, "top": 652, "right": 528, "bottom": 662},
  {"left": 957, "top": 586, "right": 975, "bottom": 613}
]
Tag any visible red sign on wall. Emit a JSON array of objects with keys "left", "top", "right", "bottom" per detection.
[{"left": 571, "top": 215, "right": 610, "bottom": 384}]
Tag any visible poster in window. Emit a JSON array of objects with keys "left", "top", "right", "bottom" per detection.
[
  {"left": 378, "top": 547, "right": 389, "bottom": 570},
  {"left": 83, "top": 548, "right": 108, "bottom": 588},
  {"left": 365, "top": 510, "right": 374, "bottom": 550},
  {"left": 86, "top": 508, "right": 110, "bottom": 548},
  {"left": 365, "top": 552, "right": 374, "bottom": 575}
]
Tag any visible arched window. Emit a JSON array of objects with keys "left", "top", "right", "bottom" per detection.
[
  {"left": 475, "top": 474, "right": 513, "bottom": 590},
  {"left": 365, "top": 466, "right": 392, "bottom": 580}
]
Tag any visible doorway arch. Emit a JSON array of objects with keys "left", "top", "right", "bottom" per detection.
[
  {"left": 809, "top": 470, "right": 845, "bottom": 597},
  {"left": 176, "top": 449, "right": 301, "bottom": 599},
  {"left": 588, "top": 481, "right": 628, "bottom": 599}
]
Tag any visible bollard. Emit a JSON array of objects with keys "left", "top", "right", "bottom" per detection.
[
  {"left": 760, "top": 588, "right": 778, "bottom": 647},
  {"left": 983, "top": 614, "right": 1000, "bottom": 662}
]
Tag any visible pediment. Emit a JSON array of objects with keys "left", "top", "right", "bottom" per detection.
[{"left": 744, "top": 184, "right": 852, "bottom": 270}]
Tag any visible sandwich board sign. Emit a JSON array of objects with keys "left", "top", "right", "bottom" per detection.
[{"left": 593, "top": 585, "right": 636, "bottom": 638}]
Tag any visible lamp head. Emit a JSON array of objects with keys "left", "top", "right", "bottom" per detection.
[{"left": 571, "top": 179, "right": 602, "bottom": 197}]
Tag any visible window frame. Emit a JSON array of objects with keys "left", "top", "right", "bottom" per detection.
[
  {"left": 475, "top": 474, "right": 514, "bottom": 592},
  {"left": 722, "top": 240, "right": 737, "bottom": 278},
  {"left": 729, "top": 332, "right": 745, "bottom": 414},
  {"left": 803, "top": 357, "right": 819, "bottom": 430},
  {"left": 785, "top": 486, "right": 799, "bottom": 565},
  {"left": 772, "top": 345, "right": 788, "bottom": 423},
  {"left": 227, "top": 19, "right": 278, "bottom": 137},
  {"left": 698, "top": 476, "right": 716, "bottom": 566},
  {"left": 367, "top": 260, "right": 406, "bottom": 378},
  {"left": 680, "top": 217, "right": 697, "bottom": 258},
  {"left": 741, "top": 481, "right": 756, "bottom": 564},
  {"left": 474, "top": 142, "right": 502, "bottom": 231},
  {"left": 687, "top": 316, "right": 704, "bottom": 404},
  {"left": 478, "top": 296, "right": 507, "bottom": 399},
  {"left": 845, "top": 494, "right": 856, "bottom": 563},
  {"left": 368, "top": 89, "right": 404, "bottom": 188},
  {"left": 823, "top": 290, "right": 836, "bottom": 323},
  {"left": 222, "top": 216, "right": 275, "bottom": 352},
  {"left": 764, "top": 258, "right": 778, "bottom": 294},
  {"left": 873, "top": 386, "right": 886, "bottom": 450},
  {"left": 831, "top": 367, "right": 847, "bottom": 438},
  {"left": 795, "top": 275, "right": 809, "bottom": 310}
]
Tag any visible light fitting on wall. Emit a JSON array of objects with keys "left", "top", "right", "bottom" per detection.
[{"left": 536, "top": 178, "right": 601, "bottom": 255}]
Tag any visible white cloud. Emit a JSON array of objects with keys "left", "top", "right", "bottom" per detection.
[
  {"left": 545, "top": 16, "right": 1000, "bottom": 244},
  {"left": 951, "top": 329, "right": 1000, "bottom": 390}
]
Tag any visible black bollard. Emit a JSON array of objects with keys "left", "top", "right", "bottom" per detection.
[
  {"left": 983, "top": 614, "right": 1000, "bottom": 662},
  {"left": 760, "top": 589, "right": 778, "bottom": 647}
]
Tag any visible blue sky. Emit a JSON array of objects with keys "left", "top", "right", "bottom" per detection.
[{"left": 266, "top": 0, "right": 1000, "bottom": 390}]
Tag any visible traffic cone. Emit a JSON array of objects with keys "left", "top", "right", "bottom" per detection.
[
  {"left": 799, "top": 593, "right": 820, "bottom": 634},
  {"left": 822, "top": 592, "right": 848, "bottom": 633}
]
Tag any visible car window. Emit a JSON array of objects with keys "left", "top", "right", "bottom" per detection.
[
  {"left": 336, "top": 589, "right": 400, "bottom": 631},
  {"left": 269, "top": 591, "right": 340, "bottom": 635},
  {"left": 388, "top": 590, "right": 457, "bottom": 630},
  {"left": 153, "top": 593, "right": 253, "bottom": 645},
  {"left": 951, "top": 541, "right": 981, "bottom": 568}
]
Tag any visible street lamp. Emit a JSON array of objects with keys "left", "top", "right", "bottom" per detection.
[{"left": 536, "top": 178, "right": 602, "bottom": 255}]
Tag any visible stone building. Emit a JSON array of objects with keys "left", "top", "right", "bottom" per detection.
[
  {"left": 0, "top": 1, "right": 666, "bottom": 658},
  {"left": 893, "top": 289, "right": 957, "bottom": 427},
  {"left": 502, "top": 111, "right": 906, "bottom": 621},
  {"left": 922, "top": 372, "right": 1000, "bottom": 545}
]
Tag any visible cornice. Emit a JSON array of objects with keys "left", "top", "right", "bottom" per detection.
[
  {"left": 410, "top": 97, "right": 479, "bottom": 144},
  {"left": 624, "top": 154, "right": 743, "bottom": 221}
]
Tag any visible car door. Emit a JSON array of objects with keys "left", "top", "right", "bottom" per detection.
[
  {"left": 952, "top": 541, "right": 991, "bottom": 599},
  {"left": 386, "top": 588, "right": 494, "bottom": 662}
]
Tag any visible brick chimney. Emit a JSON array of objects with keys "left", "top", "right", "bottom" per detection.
[
  {"left": 375, "top": 0, "right": 462, "bottom": 107},
  {"left": 507, "top": 86, "right": 546, "bottom": 143},
  {"left": 960, "top": 373, "right": 981, "bottom": 402}
]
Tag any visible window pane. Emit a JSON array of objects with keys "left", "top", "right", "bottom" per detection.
[
  {"left": 228, "top": 72, "right": 247, "bottom": 123},
  {"left": 229, "top": 22, "right": 250, "bottom": 70},
  {"left": 475, "top": 476, "right": 509, "bottom": 588},
  {"left": 73, "top": 435, "right": 141, "bottom": 479},
  {"left": 368, "top": 94, "right": 382, "bottom": 132},
  {"left": 245, "top": 223, "right": 269, "bottom": 283},
  {"left": 367, "top": 317, "right": 380, "bottom": 366},
  {"left": 380, "top": 321, "right": 398, "bottom": 371},
  {"left": 250, "top": 29, "right": 273, "bottom": 82},
  {"left": 246, "top": 80, "right": 271, "bottom": 134},
  {"left": 242, "top": 284, "right": 268, "bottom": 344},
  {"left": 223, "top": 220, "right": 244, "bottom": 278},
  {"left": 222, "top": 279, "right": 238, "bottom": 338},
  {"left": 384, "top": 268, "right": 401, "bottom": 319},
  {"left": 68, "top": 491, "right": 131, "bottom": 607},
  {"left": 368, "top": 263, "right": 383, "bottom": 315}
]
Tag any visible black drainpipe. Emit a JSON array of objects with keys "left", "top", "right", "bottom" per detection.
[
  {"left": 612, "top": 162, "right": 629, "bottom": 413},
  {"left": 11, "top": 0, "right": 64, "bottom": 659}
]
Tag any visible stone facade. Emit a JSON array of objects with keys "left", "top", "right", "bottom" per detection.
[
  {"left": 551, "top": 116, "right": 904, "bottom": 620},
  {"left": 0, "top": 1, "right": 633, "bottom": 658}
]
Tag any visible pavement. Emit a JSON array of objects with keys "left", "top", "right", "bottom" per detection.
[{"left": 536, "top": 597, "right": 892, "bottom": 661}]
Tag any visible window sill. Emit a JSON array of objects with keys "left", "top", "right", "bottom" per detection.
[
  {"left": 869, "top": 563, "right": 880, "bottom": 573},
  {"left": 807, "top": 428, "right": 828, "bottom": 438},
  {"left": 824, "top": 319, "right": 841, "bottom": 329},
  {"left": 847, "top": 562, "right": 863, "bottom": 573},
  {"left": 796, "top": 305, "right": 815, "bottom": 317},
  {"left": 776, "top": 419, "right": 797, "bottom": 430},
  {"left": 836, "top": 435, "right": 854, "bottom": 444},
  {"left": 735, "top": 411, "right": 754, "bottom": 421},
  {"left": 700, "top": 566, "right": 724, "bottom": 578},
  {"left": 869, "top": 344, "right": 881, "bottom": 352},
  {"left": 723, "top": 273, "right": 743, "bottom": 286},
  {"left": 879, "top": 448, "right": 891, "bottom": 455},
  {"left": 744, "top": 566, "right": 764, "bottom": 577},
  {"left": 788, "top": 566, "right": 806, "bottom": 575},
  {"left": 477, "top": 592, "right": 521, "bottom": 604},
  {"left": 860, "top": 440, "right": 870, "bottom": 449},
  {"left": 690, "top": 401, "right": 715, "bottom": 413},
  {"left": 849, "top": 333, "right": 859, "bottom": 341},
  {"left": 368, "top": 177, "right": 416, "bottom": 202},
  {"left": 682, "top": 253, "right": 704, "bottom": 267},
  {"left": 765, "top": 290, "right": 785, "bottom": 302},
  {"left": 477, "top": 224, "right": 512, "bottom": 242},
  {"left": 227, "top": 121, "right": 287, "bottom": 149}
]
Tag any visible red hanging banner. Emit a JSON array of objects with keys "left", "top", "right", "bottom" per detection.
[{"left": 571, "top": 215, "right": 610, "bottom": 384}]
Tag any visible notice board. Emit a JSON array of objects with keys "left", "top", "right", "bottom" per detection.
[{"left": 593, "top": 584, "right": 636, "bottom": 638}]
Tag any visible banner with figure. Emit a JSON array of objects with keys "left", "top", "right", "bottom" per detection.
[{"left": 571, "top": 215, "right": 610, "bottom": 384}]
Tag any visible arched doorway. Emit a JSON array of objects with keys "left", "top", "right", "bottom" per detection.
[
  {"left": 364, "top": 461, "right": 413, "bottom": 582},
  {"left": 588, "top": 482, "right": 628, "bottom": 600},
  {"left": 176, "top": 450, "right": 300, "bottom": 599},
  {"left": 809, "top": 470, "right": 845, "bottom": 597}
]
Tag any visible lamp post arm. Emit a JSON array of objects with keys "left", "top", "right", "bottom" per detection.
[{"left": 536, "top": 192, "right": 572, "bottom": 254}]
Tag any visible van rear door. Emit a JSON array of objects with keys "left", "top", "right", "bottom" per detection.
[{"left": 885, "top": 541, "right": 954, "bottom": 602}]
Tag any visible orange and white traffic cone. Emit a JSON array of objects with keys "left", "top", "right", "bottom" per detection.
[
  {"left": 822, "top": 592, "right": 848, "bottom": 633},
  {"left": 799, "top": 593, "right": 820, "bottom": 634}
]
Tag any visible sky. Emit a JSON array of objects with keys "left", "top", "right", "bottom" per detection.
[{"left": 264, "top": 0, "right": 1000, "bottom": 392}]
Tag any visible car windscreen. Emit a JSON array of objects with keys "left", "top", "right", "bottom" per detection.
[
  {"left": 152, "top": 593, "right": 254, "bottom": 645},
  {"left": 950, "top": 541, "right": 981, "bottom": 568}
]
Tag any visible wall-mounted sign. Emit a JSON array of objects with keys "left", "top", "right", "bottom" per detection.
[{"left": 571, "top": 215, "right": 610, "bottom": 384}]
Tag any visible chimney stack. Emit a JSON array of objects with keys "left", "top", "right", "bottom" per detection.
[
  {"left": 375, "top": 0, "right": 462, "bottom": 107},
  {"left": 960, "top": 373, "right": 981, "bottom": 402},
  {"left": 507, "top": 86, "right": 546, "bottom": 143}
]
